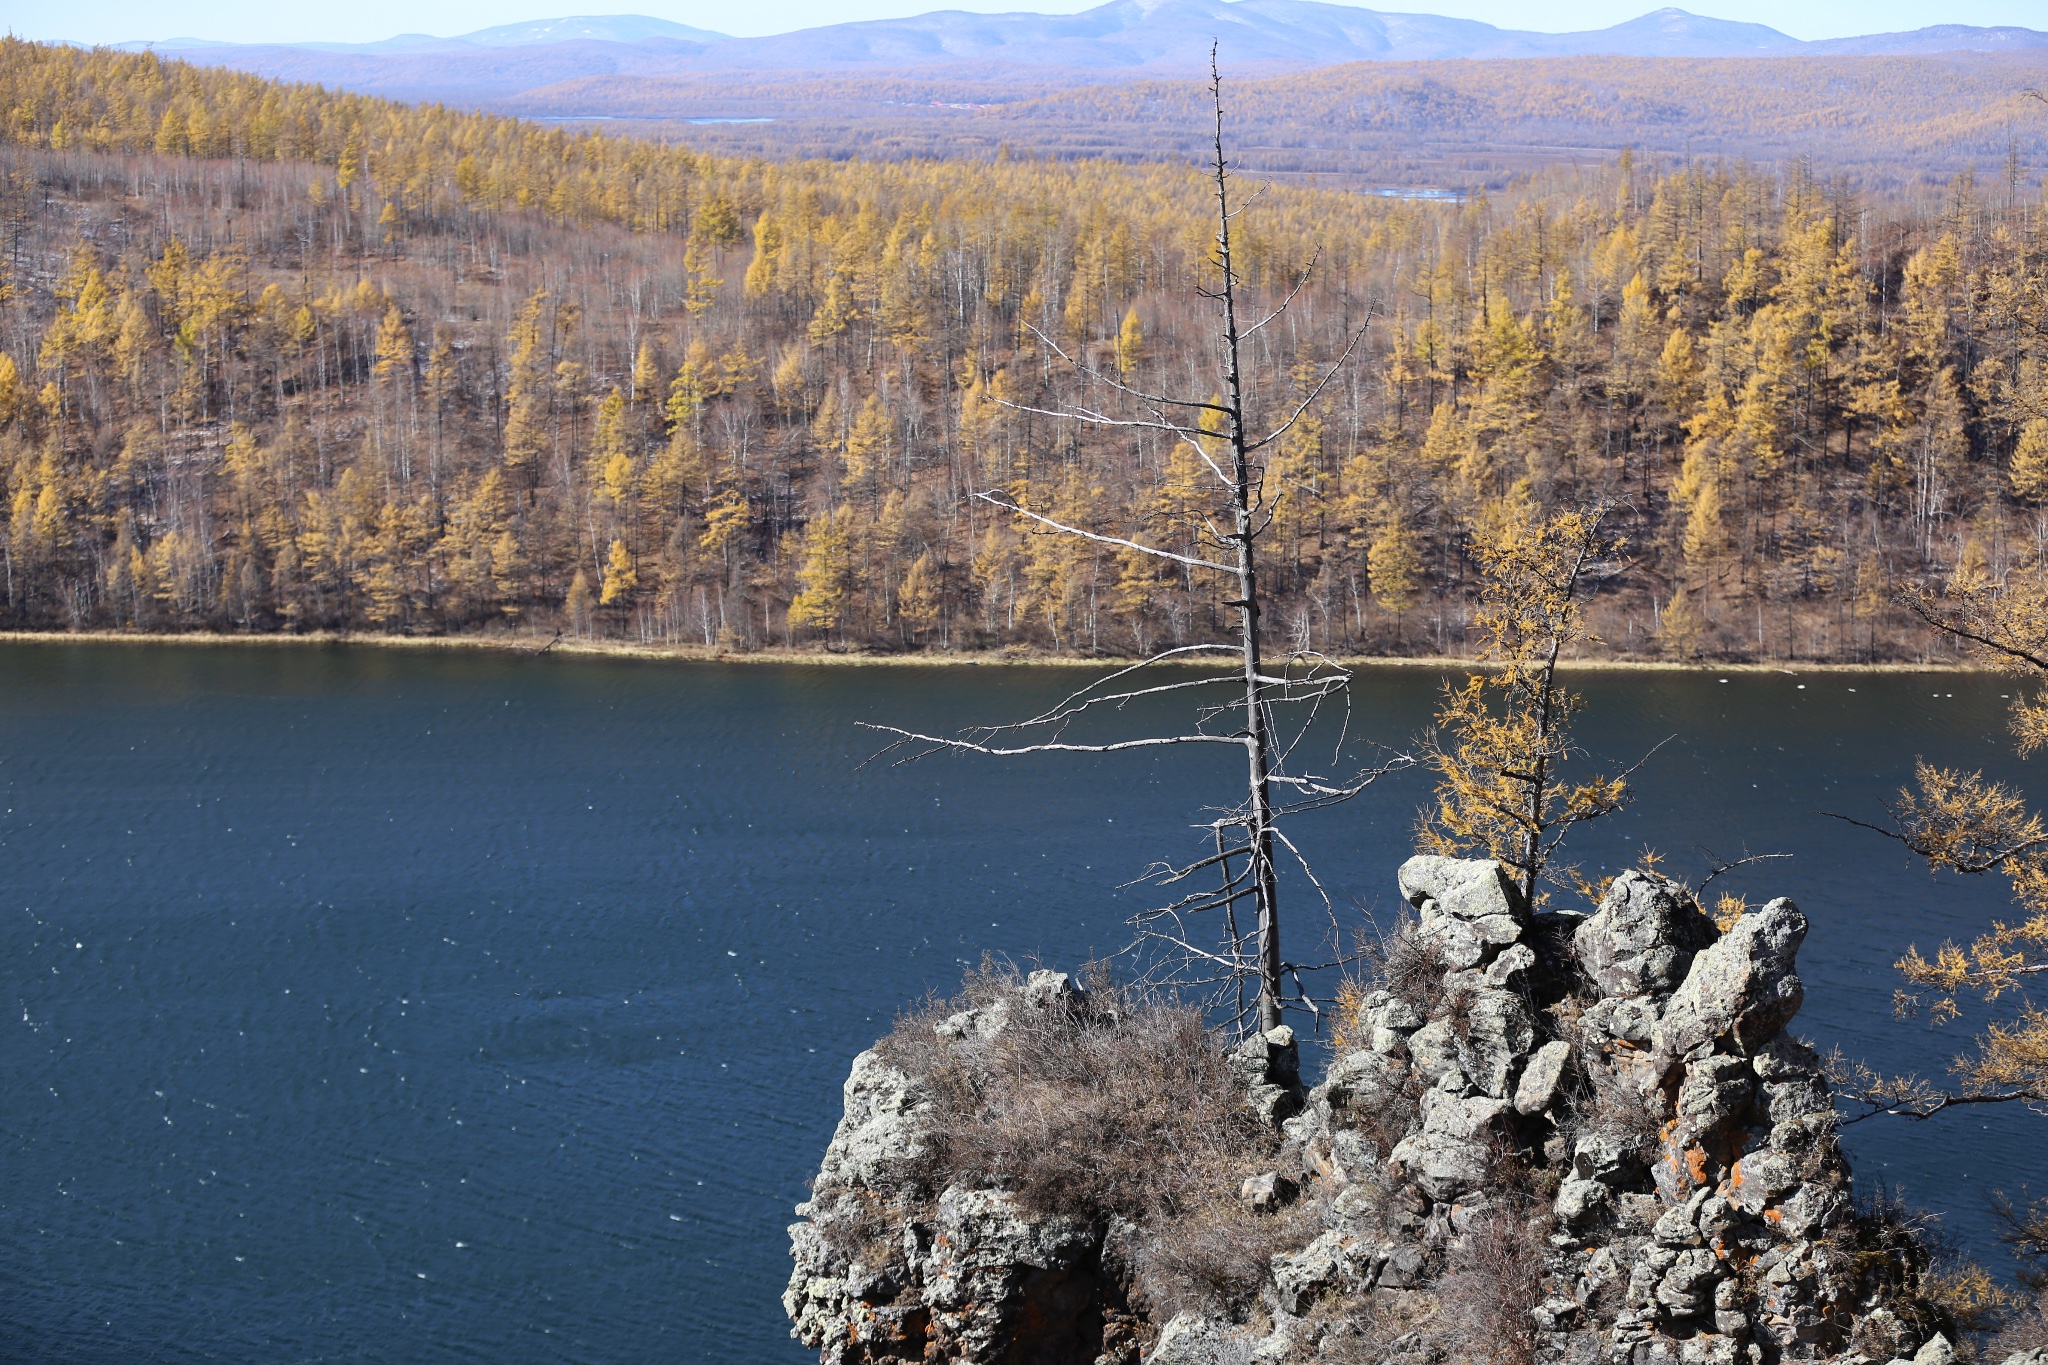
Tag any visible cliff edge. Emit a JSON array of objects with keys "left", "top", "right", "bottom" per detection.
[{"left": 786, "top": 857, "right": 2000, "bottom": 1365}]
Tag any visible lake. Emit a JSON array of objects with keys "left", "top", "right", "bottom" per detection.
[{"left": 0, "top": 644, "right": 2040, "bottom": 1362}]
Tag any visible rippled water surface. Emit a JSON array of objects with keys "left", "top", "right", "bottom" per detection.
[{"left": 1, "top": 644, "right": 2041, "bottom": 1362}]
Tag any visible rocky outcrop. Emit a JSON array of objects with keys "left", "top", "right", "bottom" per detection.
[{"left": 788, "top": 870, "right": 1954, "bottom": 1365}]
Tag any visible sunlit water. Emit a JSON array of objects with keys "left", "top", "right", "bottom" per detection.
[{"left": 0, "top": 645, "right": 2040, "bottom": 1362}]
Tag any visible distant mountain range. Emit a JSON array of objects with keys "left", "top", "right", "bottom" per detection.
[
  {"left": 97, "top": 4, "right": 2048, "bottom": 102},
  {"left": 116, "top": 15, "right": 731, "bottom": 55}
]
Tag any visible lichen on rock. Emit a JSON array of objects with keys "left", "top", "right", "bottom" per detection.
[{"left": 788, "top": 864, "right": 1971, "bottom": 1365}]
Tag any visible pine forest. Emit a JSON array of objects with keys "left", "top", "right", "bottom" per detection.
[{"left": 5, "top": 38, "right": 2048, "bottom": 662}]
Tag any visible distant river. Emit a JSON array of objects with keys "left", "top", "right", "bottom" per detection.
[{"left": 0, "top": 645, "right": 2040, "bottom": 1362}]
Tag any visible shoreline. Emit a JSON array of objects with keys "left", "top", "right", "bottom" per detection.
[{"left": 0, "top": 629, "right": 1999, "bottom": 674}]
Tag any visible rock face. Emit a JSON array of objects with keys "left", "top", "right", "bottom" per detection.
[{"left": 788, "top": 873, "right": 1947, "bottom": 1365}]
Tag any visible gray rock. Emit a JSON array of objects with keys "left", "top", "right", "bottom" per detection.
[
  {"left": 1398, "top": 855, "right": 1530, "bottom": 925},
  {"left": 1996, "top": 1350, "right": 2048, "bottom": 1365},
  {"left": 1555, "top": 1175, "right": 1613, "bottom": 1228},
  {"left": 1574, "top": 871, "right": 1719, "bottom": 999},
  {"left": 1675, "top": 1053, "right": 1756, "bottom": 1143},
  {"left": 929, "top": 1185, "right": 1094, "bottom": 1273},
  {"left": 1022, "top": 968, "right": 1081, "bottom": 1010},
  {"left": 1146, "top": 1312, "right": 1251, "bottom": 1365},
  {"left": 1653, "top": 1201, "right": 1705, "bottom": 1247},
  {"left": 1680, "top": 1336, "right": 1739, "bottom": 1365},
  {"left": 1418, "top": 915, "right": 1488, "bottom": 971},
  {"left": 1240, "top": 1171, "right": 1299, "bottom": 1211},
  {"left": 1728, "top": 1146, "right": 1794, "bottom": 1211},
  {"left": 1327, "top": 1130, "right": 1381, "bottom": 1186},
  {"left": 1573, "top": 1130, "right": 1645, "bottom": 1186},
  {"left": 1321, "top": 1047, "right": 1406, "bottom": 1112},
  {"left": 1579, "top": 995, "right": 1663, "bottom": 1046},
  {"left": 815, "top": 1049, "right": 930, "bottom": 1190},
  {"left": 1365, "top": 992, "right": 1427, "bottom": 1033},
  {"left": 789, "top": 859, "right": 1912, "bottom": 1365},
  {"left": 1459, "top": 988, "right": 1537, "bottom": 1098},
  {"left": 1418, "top": 1087, "right": 1512, "bottom": 1140},
  {"left": 935, "top": 1001, "right": 1009, "bottom": 1040},
  {"left": 1406, "top": 1018, "right": 1466, "bottom": 1087},
  {"left": 1232, "top": 1025, "right": 1302, "bottom": 1090},
  {"left": 1655, "top": 1247, "right": 1722, "bottom": 1315},
  {"left": 1752, "top": 1034, "right": 1822, "bottom": 1080},
  {"left": 1485, "top": 941, "right": 1538, "bottom": 990},
  {"left": 1272, "top": 1229, "right": 1361, "bottom": 1313},
  {"left": 1376, "top": 1241, "right": 1428, "bottom": 1288},
  {"left": 1915, "top": 1334, "right": 1956, "bottom": 1365},
  {"left": 1234, "top": 1025, "right": 1305, "bottom": 1127},
  {"left": 1773, "top": 1182, "right": 1847, "bottom": 1239},
  {"left": 1658, "top": 899, "right": 1807, "bottom": 1059},
  {"left": 1514, "top": 1039, "right": 1574, "bottom": 1115},
  {"left": 917, "top": 1186, "right": 1103, "bottom": 1364},
  {"left": 1388, "top": 1128, "right": 1492, "bottom": 1201}
]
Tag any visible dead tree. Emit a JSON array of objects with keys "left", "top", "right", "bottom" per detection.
[{"left": 865, "top": 51, "right": 1407, "bottom": 1036}]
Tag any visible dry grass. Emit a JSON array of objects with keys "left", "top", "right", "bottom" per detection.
[
  {"left": 873, "top": 960, "right": 1318, "bottom": 1314},
  {"left": 1989, "top": 1292, "right": 2048, "bottom": 1358},
  {"left": 1371, "top": 923, "right": 1451, "bottom": 1021},
  {"left": 1837, "top": 1185, "right": 1967, "bottom": 1358},
  {"left": 1433, "top": 1202, "right": 1552, "bottom": 1365}
]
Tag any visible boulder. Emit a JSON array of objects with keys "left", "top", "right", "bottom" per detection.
[
  {"left": 923, "top": 1187, "right": 1101, "bottom": 1363},
  {"left": 1022, "top": 968, "right": 1083, "bottom": 1011},
  {"left": 1555, "top": 1175, "right": 1613, "bottom": 1228},
  {"left": 1233, "top": 1025, "right": 1305, "bottom": 1126},
  {"left": 816, "top": 1049, "right": 930, "bottom": 1190},
  {"left": 1658, "top": 899, "right": 1807, "bottom": 1059},
  {"left": 1915, "top": 1334, "right": 1957, "bottom": 1365},
  {"left": 1398, "top": 855, "right": 1531, "bottom": 926},
  {"left": 1388, "top": 1128, "right": 1492, "bottom": 1202},
  {"left": 1674, "top": 1053, "right": 1757, "bottom": 1144},
  {"left": 1273, "top": 1229, "right": 1364, "bottom": 1313},
  {"left": 1513, "top": 1039, "right": 1574, "bottom": 1116},
  {"left": 1457, "top": 988, "right": 1538, "bottom": 1098},
  {"left": 1145, "top": 1312, "right": 1233, "bottom": 1365},
  {"left": 1574, "top": 870, "right": 1718, "bottom": 1000},
  {"left": 1240, "top": 1170, "right": 1299, "bottom": 1211},
  {"left": 1485, "top": 941, "right": 1538, "bottom": 990}
]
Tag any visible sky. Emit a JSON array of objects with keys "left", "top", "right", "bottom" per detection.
[{"left": 10, "top": 0, "right": 2048, "bottom": 47}]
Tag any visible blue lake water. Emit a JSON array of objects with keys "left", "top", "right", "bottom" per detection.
[{"left": 0, "top": 645, "right": 2041, "bottom": 1362}]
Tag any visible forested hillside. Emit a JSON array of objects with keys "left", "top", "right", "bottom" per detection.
[
  {"left": 2, "top": 39, "right": 2045, "bottom": 661},
  {"left": 508, "top": 52, "right": 2048, "bottom": 192}
]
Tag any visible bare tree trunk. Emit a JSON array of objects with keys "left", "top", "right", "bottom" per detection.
[
  {"left": 1206, "top": 60, "right": 1284, "bottom": 1032},
  {"left": 862, "top": 53, "right": 1395, "bottom": 1037}
]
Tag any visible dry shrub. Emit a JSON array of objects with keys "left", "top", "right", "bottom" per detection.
[
  {"left": 1331, "top": 977, "right": 1371, "bottom": 1055},
  {"left": 1990, "top": 1291, "right": 2048, "bottom": 1358},
  {"left": 1139, "top": 1192, "right": 1329, "bottom": 1317},
  {"left": 1304, "top": 1289, "right": 1439, "bottom": 1365},
  {"left": 1434, "top": 1203, "right": 1550, "bottom": 1365},
  {"left": 1342, "top": 1066, "right": 1427, "bottom": 1171},
  {"left": 1923, "top": 1262, "right": 2024, "bottom": 1334},
  {"left": 1375, "top": 922, "right": 1449, "bottom": 1020},
  {"left": 1552, "top": 1058, "right": 1662, "bottom": 1173},
  {"left": 1840, "top": 1185, "right": 1966, "bottom": 1355},
  {"left": 875, "top": 959, "right": 1300, "bottom": 1313},
  {"left": 1995, "top": 1190, "right": 2048, "bottom": 1291}
]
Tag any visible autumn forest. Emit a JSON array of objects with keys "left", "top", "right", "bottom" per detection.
[{"left": 4, "top": 38, "right": 2048, "bottom": 661}]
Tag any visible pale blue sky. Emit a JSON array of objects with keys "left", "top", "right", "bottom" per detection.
[{"left": 10, "top": 0, "right": 2046, "bottom": 47}]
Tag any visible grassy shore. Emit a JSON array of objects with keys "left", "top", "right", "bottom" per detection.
[{"left": 0, "top": 628, "right": 1995, "bottom": 673}]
